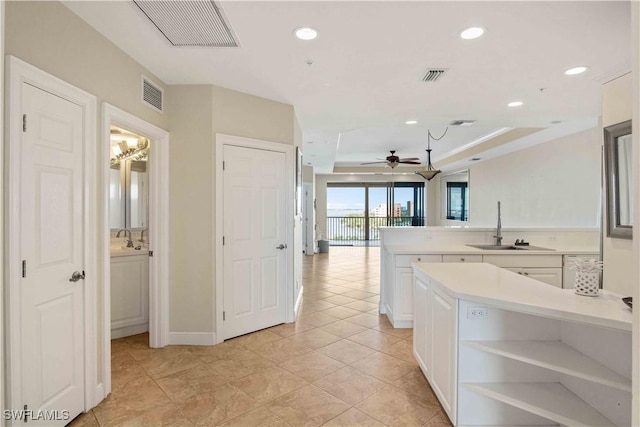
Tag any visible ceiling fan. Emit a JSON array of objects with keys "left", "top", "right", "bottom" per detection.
[{"left": 361, "top": 150, "right": 421, "bottom": 168}]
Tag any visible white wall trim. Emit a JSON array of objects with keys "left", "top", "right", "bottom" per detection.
[
  {"left": 214, "top": 133, "right": 295, "bottom": 344},
  {"left": 294, "top": 285, "right": 304, "bottom": 319},
  {"left": 101, "top": 103, "right": 170, "bottom": 397},
  {"left": 5, "top": 56, "right": 98, "bottom": 416},
  {"left": 0, "top": 3, "right": 6, "bottom": 425},
  {"left": 168, "top": 332, "right": 217, "bottom": 346}
]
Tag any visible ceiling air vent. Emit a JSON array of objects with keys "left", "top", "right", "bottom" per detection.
[
  {"left": 142, "top": 76, "right": 163, "bottom": 113},
  {"left": 422, "top": 68, "right": 448, "bottom": 83},
  {"left": 133, "top": 0, "right": 239, "bottom": 47}
]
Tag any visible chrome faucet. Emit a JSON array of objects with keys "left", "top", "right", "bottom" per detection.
[
  {"left": 116, "top": 228, "right": 135, "bottom": 248},
  {"left": 493, "top": 201, "right": 503, "bottom": 246},
  {"left": 139, "top": 228, "right": 148, "bottom": 243}
]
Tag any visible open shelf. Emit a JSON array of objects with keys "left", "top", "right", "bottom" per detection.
[
  {"left": 462, "top": 340, "right": 631, "bottom": 392},
  {"left": 462, "top": 383, "right": 615, "bottom": 427}
]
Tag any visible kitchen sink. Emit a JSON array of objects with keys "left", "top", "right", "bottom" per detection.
[{"left": 466, "top": 244, "right": 555, "bottom": 251}]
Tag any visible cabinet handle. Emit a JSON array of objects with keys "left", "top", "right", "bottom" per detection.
[
  {"left": 524, "top": 272, "right": 529, "bottom": 276},
  {"left": 461, "top": 258, "right": 465, "bottom": 262},
  {"left": 518, "top": 272, "right": 522, "bottom": 275},
  {"left": 417, "top": 257, "right": 421, "bottom": 262}
]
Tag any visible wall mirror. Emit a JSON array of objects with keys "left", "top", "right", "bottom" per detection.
[
  {"left": 441, "top": 170, "right": 470, "bottom": 222},
  {"left": 604, "top": 120, "right": 632, "bottom": 239},
  {"left": 109, "top": 127, "right": 150, "bottom": 231}
]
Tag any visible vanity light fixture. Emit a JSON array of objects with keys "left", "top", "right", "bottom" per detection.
[
  {"left": 405, "top": 120, "right": 418, "bottom": 125},
  {"left": 294, "top": 27, "right": 319, "bottom": 41},
  {"left": 459, "top": 26, "right": 485, "bottom": 40},
  {"left": 508, "top": 101, "right": 524, "bottom": 107},
  {"left": 564, "top": 66, "right": 589, "bottom": 76}
]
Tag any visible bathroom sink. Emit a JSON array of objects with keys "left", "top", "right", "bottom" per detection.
[{"left": 467, "top": 244, "right": 555, "bottom": 251}]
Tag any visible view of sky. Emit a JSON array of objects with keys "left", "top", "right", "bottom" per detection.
[{"left": 327, "top": 186, "right": 415, "bottom": 214}]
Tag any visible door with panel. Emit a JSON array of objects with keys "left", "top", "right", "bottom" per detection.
[
  {"left": 19, "top": 83, "right": 86, "bottom": 425},
  {"left": 223, "top": 145, "right": 288, "bottom": 339}
]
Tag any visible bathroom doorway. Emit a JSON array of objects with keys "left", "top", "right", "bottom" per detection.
[{"left": 101, "top": 104, "right": 170, "bottom": 397}]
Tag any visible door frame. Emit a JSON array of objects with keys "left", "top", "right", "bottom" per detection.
[
  {"left": 214, "top": 134, "right": 295, "bottom": 343},
  {"left": 100, "top": 104, "right": 170, "bottom": 395},
  {"left": 5, "top": 56, "right": 99, "bottom": 414}
]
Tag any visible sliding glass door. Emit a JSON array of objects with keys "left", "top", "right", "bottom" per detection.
[{"left": 327, "top": 182, "right": 425, "bottom": 242}]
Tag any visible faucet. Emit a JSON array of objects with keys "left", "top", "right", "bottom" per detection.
[
  {"left": 139, "top": 228, "right": 148, "bottom": 243},
  {"left": 116, "top": 228, "right": 135, "bottom": 248},
  {"left": 493, "top": 201, "right": 503, "bottom": 246}
]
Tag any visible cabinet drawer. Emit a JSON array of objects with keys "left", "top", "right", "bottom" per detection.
[
  {"left": 442, "top": 254, "right": 482, "bottom": 263},
  {"left": 396, "top": 254, "right": 442, "bottom": 267},
  {"left": 483, "top": 254, "right": 562, "bottom": 268},
  {"left": 506, "top": 267, "right": 563, "bottom": 288}
]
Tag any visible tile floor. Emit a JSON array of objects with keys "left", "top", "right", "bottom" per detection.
[{"left": 71, "top": 247, "right": 451, "bottom": 427}]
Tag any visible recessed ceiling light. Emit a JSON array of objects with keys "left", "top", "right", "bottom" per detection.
[
  {"left": 508, "top": 101, "right": 524, "bottom": 107},
  {"left": 405, "top": 120, "right": 418, "bottom": 125},
  {"left": 564, "top": 66, "right": 589, "bottom": 76},
  {"left": 459, "top": 26, "right": 485, "bottom": 40},
  {"left": 294, "top": 27, "right": 319, "bottom": 41}
]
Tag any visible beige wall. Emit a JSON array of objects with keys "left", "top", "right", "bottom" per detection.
[
  {"left": 433, "top": 127, "right": 602, "bottom": 228},
  {"left": 602, "top": 73, "right": 633, "bottom": 296},
  {"left": 5, "top": 1, "right": 167, "bottom": 130},
  {"left": 166, "top": 85, "right": 214, "bottom": 333}
]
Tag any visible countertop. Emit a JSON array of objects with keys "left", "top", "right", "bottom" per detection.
[
  {"left": 412, "top": 262, "right": 632, "bottom": 331},
  {"left": 110, "top": 246, "right": 148, "bottom": 257},
  {"left": 386, "top": 244, "right": 599, "bottom": 255}
]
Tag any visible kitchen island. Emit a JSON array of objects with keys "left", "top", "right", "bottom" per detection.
[{"left": 412, "top": 262, "right": 631, "bottom": 427}]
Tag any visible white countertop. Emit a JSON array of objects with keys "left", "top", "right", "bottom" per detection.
[
  {"left": 412, "top": 262, "right": 632, "bottom": 331},
  {"left": 110, "top": 246, "right": 148, "bottom": 257},
  {"left": 387, "top": 244, "right": 599, "bottom": 255}
]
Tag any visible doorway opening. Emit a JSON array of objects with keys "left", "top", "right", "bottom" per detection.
[{"left": 101, "top": 103, "right": 169, "bottom": 398}]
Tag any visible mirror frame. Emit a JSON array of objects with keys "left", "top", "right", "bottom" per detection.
[{"left": 604, "top": 120, "right": 632, "bottom": 239}]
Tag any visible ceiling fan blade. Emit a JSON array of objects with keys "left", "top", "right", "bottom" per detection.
[
  {"left": 361, "top": 161, "right": 389, "bottom": 165},
  {"left": 398, "top": 157, "right": 420, "bottom": 161},
  {"left": 398, "top": 161, "right": 422, "bottom": 165}
]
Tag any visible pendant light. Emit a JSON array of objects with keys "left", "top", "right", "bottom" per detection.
[{"left": 415, "top": 128, "right": 447, "bottom": 181}]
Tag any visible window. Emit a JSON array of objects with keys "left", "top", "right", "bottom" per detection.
[{"left": 446, "top": 182, "right": 468, "bottom": 221}]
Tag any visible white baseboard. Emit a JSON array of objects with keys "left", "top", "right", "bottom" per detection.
[
  {"left": 168, "top": 332, "right": 217, "bottom": 346},
  {"left": 111, "top": 323, "right": 149, "bottom": 339}
]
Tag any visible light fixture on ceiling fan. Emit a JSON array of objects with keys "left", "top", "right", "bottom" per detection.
[{"left": 415, "top": 127, "right": 448, "bottom": 181}]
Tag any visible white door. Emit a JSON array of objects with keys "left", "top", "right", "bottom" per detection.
[
  {"left": 223, "top": 145, "right": 287, "bottom": 339},
  {"left": 19, "top": 83, "right": 85, "bottom": 424}
]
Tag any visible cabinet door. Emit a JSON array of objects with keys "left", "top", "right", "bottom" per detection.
[
  {"left": 395, "top": 268, "right": 415, "bottom": 320},
  {"left": 111, "top": 255, "right": 149, "bottom": 329},
  {"left": 507, "top": 267, "right": 563, "bottom": 288},
  {"left": 430, "top": 287, "right": 457, "bottom": 423},
  {"left": 413, "top": 277, "right": 431, "bottom": 376}
]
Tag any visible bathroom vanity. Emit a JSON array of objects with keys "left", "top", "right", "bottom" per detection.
[
  {"left": 412, "top": 262, "right": 631, "bottom": 427},
  {"left": 110, "top": 247, "right": 149, "bottom": 339}
]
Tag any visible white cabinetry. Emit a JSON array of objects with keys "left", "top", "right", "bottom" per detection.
[
  {"left": 413, "top": 277, "right": 457, "bottom": 424},
  {"left": 505, "top": 267, "right": 563, "bottom": 287},
  {"left": 111, "top": 254, "right": 149, "bottom": 339},
  {"left": 383, "top": 252, "right": 441, "bottom": 327},
  {"left": 485, "top": 254, "right": 563, "bottom": 288}
]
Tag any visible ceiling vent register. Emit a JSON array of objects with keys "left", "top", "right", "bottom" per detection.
[
  {"left": 142, "top": 76, "right": 164, "bottom": 112},
  {"left": 133, "top": 0, "right": 239, "bottom": 47},
  {"left": 422, "top": 68, "right": 448, "bottom": 82}
]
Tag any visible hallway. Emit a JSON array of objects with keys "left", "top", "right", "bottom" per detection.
[{"left": 72, "top": 247, "right": 449, "bottom": 426}]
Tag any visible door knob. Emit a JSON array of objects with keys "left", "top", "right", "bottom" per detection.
[
  {"left": 276, "top": 244, "right": 287, "bottom": 250},
  {"left": 69, "top": 271, "right": 85, "bottom": 282}
]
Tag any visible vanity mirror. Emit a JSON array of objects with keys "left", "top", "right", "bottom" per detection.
[
  {"left": 109, "top": 128, "right": 150, "bottom": 231},
  {"left": 604, "top": 120, "right": 632, "bottom": 239}
]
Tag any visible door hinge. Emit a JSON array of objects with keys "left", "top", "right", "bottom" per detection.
[
  {"left": 222, "top": 236, "right": 225, "bottom": 245},
  {"left": 22, "top": 260, "right": 26, "bottom": 278},
  {"left": 22, "top": 114, "right": 27, "bottom": 132},
  {"left": 222, "top": 161, "right": 225, "bottom": 171},
  {"left": 149, "top": 250, "right": 154, "bottom": 257},
  {"left": 223, "top": 311, "right": 226, "bottom": 321},
  {"left": 23, "top": 404, "right": 28, "bottom": 422}
]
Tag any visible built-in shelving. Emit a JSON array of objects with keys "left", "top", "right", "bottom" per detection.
[
  {"left": 462, "top": 340, "right": 631, "bottom": 392},
  {"left": 462, "top": 383, "right": 615, "bottom": 427}
]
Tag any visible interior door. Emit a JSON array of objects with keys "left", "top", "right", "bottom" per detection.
[
  {"left": 19, "top": 83, "right": 85, "bottom": 424},
  {"left": 223, "top": 145, "right": 287, "bottom": 339}
]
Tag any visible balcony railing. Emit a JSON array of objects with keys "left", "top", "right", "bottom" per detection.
[{"left": 327, "top": 216, "right": 424, "bottom": 241}]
